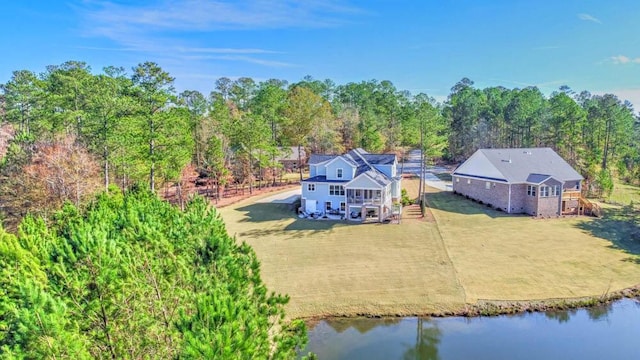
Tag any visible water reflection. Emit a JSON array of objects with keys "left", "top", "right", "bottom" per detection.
[
  {"left": 303, "top": 299, "right": 640, "bottom": 360},
  {"left": 401, "top": 319, "right": 441, "bottom": 360},
  {"left": 543, "top": 308, "right": 576, "bottom": 323},
  {"left": 325, "top": 317, "right": 402, "bottom": 334}
]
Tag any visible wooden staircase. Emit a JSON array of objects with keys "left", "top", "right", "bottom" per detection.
[{"left": 579, "top": 197, "right": 602, "bottom": 217}]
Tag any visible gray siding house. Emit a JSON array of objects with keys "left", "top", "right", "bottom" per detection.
[
  {"left": 301, "top": 148, "right": 402, "bottom": 222},
  {"left": 452, "top": 148, "right": 583, "bottom": 217}
]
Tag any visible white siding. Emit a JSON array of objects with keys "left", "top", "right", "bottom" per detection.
[
  {"left": 346, "top": 174, "right": 384, "bottom": 189},
  {"left": 316, "top": 164, "right": 326, "bottom": 176},
  {"left": 326, "top": 157, "right": 355, "bottom": 180},
  {"left": 301, "top": 182, "right": 318, "bottom": 199},
  {"left": 309, "top": 164, "right": 318, "bottom": 177},
  {"left": 302, "top": 182, "right": 346, "bottom": 213}
]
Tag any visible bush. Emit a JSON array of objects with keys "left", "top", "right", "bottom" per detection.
[{"left": 400, "top": 188, "right": 412, "bottom": 206}]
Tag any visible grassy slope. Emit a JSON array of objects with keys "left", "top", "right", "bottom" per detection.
[
  {"left": 219, "top": 178, "right": 466, "bottom": 319},
  {"left": 428, "top": 188, "right": 640, "bottom": 303},
  {"left": 608, "top": 182, "right": 640, "bottom": 205},
  {"left": 219, "top": 179, "right": 640, "bottom": 319}
]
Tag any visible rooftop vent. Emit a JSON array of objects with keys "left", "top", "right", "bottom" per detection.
[{"left": 523, "top": 151, "right": 532, "bottom": 155}]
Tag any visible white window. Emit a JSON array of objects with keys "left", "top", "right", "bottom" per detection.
[
  {"left": 485, "top": 181, "right": 491, "bottom": 190},
  {"left": 340, "top": 202, "right": 346, "bottom": 212},
  {"left": 325, "top": 201, "right": 332, "bottom": 211},
  {"left": 527, "top": 185, "right": 536, "bottom": 197},
  {"left": 552, "top": 185, "right": 560, "bottom": 196},
  {"left": 540, "top": 186, "right": 550, "bottom": 197},
  {"left": 307, "top": 183, "right": 315, "bottom": 192},
  {"left": 336, "top": 168, "right": 343, "bottom": 179},
  {"left": 329, "top": 185, "right": 345, "bottom": 196}
]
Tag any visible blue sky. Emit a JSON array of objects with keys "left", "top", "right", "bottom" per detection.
[{"left": 2, "top": 0, "right": 639, "bottom": 109}]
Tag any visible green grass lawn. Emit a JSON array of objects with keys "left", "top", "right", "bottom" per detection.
[
  {"left": 219, "top": 178, "right": 466, "bottom": 319},
  {"left": 427, "top": 189, "right": 640, "bottom": 303},
  {"left": 433, "top": 173, "right": 453, "bottom": 182},
  {"left": 218, "top": 180, "right": 640, "bottom": 319},
  {"left": 607, "top": 182, "right": 640, "bottom": 205}
]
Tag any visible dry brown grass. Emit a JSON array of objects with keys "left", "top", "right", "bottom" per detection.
[
  {"left": 427, "top": 189, "right": 640, "bottom": 303},
  {"left": 219, "top": 178, "right": 466, "bottom": 319},
  {"left": 218, "top": 179, "right": 640, "bottom": 319}
]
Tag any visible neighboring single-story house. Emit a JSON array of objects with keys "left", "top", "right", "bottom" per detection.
[
  {"left": 277, "top": 146, "right": 307, "bottom": 171},
  {"left": 301, "top": 148, "right": 402, "bottom": 222},
  {"left": 452, "top": 148, "right": 584, "bottom": 217}
]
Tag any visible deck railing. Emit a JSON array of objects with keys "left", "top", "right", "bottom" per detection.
[
  {"left": 347, "top": 197, "right": 382, "bottom": 205},
  {"left": 562, "top": 189, "right": 581, "bottom": 200}
]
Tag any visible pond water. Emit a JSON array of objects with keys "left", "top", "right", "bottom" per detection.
[{"left": 301, "top": 299, "right": 640, "bottom": 359}]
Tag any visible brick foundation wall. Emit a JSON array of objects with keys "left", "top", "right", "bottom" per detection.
[
  {"left": 452, "top": 176, "right": 509, "bottom": 211},
  {"left": 453, "top": 176, "right": 568, "bottom": 216}
]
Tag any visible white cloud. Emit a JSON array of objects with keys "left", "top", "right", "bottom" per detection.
[
  {"left": 177, "top": 55, "right": 296, "bottom": 68},
  {"left": 74, "top": 1, "right": 363, "bottom": 69},
  {"left": 577, "top": 13, "right": 602, "bottom": 24},
  {"left": 175, "top": 47, "right": 281, "bottom": 55},
  {"left": 594, "top": 88, "right": 640, "bottom": 113},
  {"left": 79, "top": 0, "right": 363, "bottom": 36},
  {"left": 610, "top": 55, "right": 640, "bottom": 64}
]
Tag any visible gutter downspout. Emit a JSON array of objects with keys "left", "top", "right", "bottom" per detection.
[
  {"left": 508, "top": 183, "right": 511, "bottom": 214},
  {"left": 559, "top": 181, "right": 565, "bottom": 216}
]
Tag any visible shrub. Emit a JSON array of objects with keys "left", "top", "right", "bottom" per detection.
[{"left": 400, "top": 188, "right": 412, "bottom": 206}]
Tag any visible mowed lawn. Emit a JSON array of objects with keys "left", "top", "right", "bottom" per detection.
[
  {"left": 426, "top": 188, "right": 640, "bottom": 303},
  {"left": 218, "top": 179, "right": 640, "bottom": 319},
  {"left": 218, "top": 178, "right": 466, "bottom": 319}
]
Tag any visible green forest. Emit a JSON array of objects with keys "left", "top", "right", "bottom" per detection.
[
  {"left": 1, "top": 61, "right": 639, "bottom": 226},
  {"left": 0, "top": 60, "right": 639, "bottom": 358}
]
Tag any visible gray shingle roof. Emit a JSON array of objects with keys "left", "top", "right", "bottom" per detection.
[
  {"left": 306, "top": 148, "right": 396, "bottom": 185},
  {"left": 308, "top": 154, "right": 337, "bottom": 165},
  {"left": 453, "top": 148, "right": 583, "bottom": 183},
  {"left": 363, "top": 169, "right": 391, "bottom": 186},
  {"left": 526, "top": 173, "right": 551, "bottom": 184},
  {"left": 362, "top": 153, "right": 396, "bottom": 165},
  {"left": 301, "top": 176, "right": 349, "bottom": 183}
]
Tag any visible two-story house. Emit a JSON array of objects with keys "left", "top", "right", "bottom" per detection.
[{"left": 301, "top": 148, "right": 402, "bottom": 222}]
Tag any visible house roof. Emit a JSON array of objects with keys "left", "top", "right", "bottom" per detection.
[
  {"left": 308, "top": 154, "right": 336, "bottom": 165},
  {"left": 525, "top": 173, "right": 552, "bottom": 184},
  {"left": 361, "top": 153, "right": 396, "bottom": 165},
  {"left": 453, "top": 148, "right": 583, "bottom": 184},
  {"left": 276, "top": 146, "right": 306, "bottom": 162},
  {"left": 362, "top": 169, "right": 391, "bottom": 186},
  {"left": 301, "top": 176, "right": 349, "bottom": 183},
  {"left": 306, "top": 148, "right": 396, "bottom": 186}
]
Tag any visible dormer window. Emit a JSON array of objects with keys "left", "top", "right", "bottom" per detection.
[{"left": 337, "top": 168, "right": 343, "bottom": 179}]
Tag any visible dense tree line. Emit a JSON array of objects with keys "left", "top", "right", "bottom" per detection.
[
  {"left": 445, "top": 79, "right": 640, "bottom": 194},
  {"left": 1, "top": 61, "right": 639, "bottom": 226}
]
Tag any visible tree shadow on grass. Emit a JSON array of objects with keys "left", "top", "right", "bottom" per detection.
[
  {"left": 231, "top": 202, "right": 353, "bottom": 240},
  {"left": 236, "top": 220, "right": 351, "bottom": 240},
  {"left": 424, "top": 191, "right": 520, "bottom": 219},
  {"left": 574, "top": 206, "right": 640, "bottom": 264},
  {"left": 234, "top": 203, "right": 296, "bottom": 222}
]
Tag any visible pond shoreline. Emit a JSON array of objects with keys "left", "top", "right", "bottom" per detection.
[{"left": 302, "top": 284, "right": 640, "bottom": 323}]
